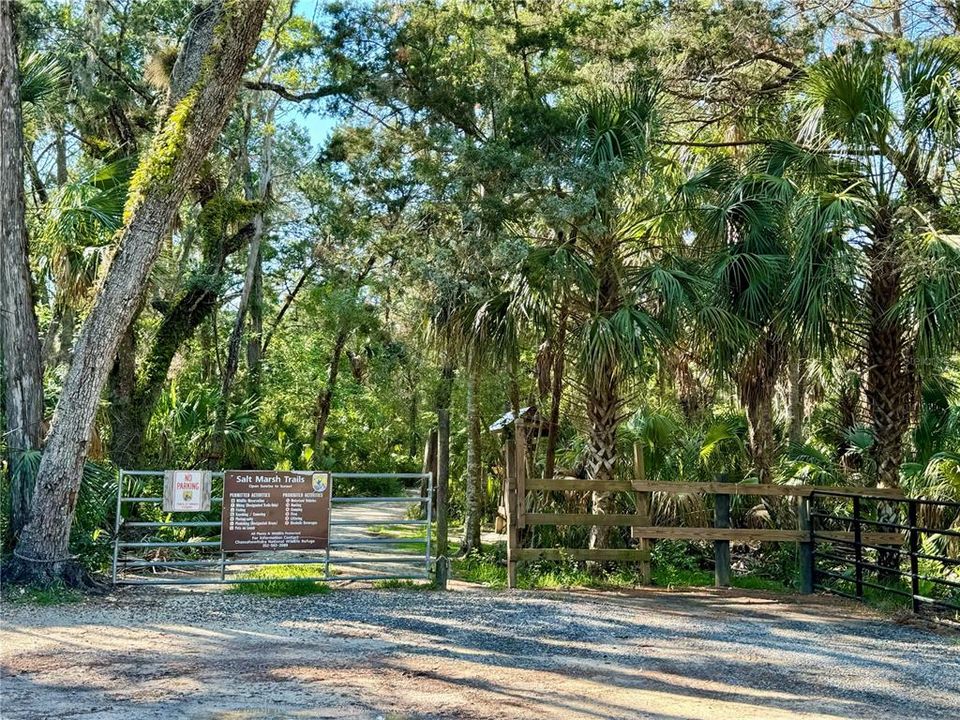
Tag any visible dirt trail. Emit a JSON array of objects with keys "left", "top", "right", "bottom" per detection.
[{"left": 3, "top": 584, "right": 958, "bottom": 719}]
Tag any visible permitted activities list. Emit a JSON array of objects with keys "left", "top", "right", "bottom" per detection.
[{"left": 221, "top": 470, "right": 331, "bottom": 552}]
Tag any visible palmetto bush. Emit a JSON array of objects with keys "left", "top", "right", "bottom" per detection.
[{"left": 1, "top": 449, "right": 116, "bottom": 569}]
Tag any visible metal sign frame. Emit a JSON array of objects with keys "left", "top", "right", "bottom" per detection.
[{"left": 111, "top": 470, "right": 434, "bottom": 586}]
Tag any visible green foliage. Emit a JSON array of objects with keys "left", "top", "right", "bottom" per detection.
[
  {"left": 1, "top": 450, "right": 116, "bottom": 569},
  {"left": 8, "top": 0, "right": 960, "bottom": 599},
  {"left": 123, "top": 89, "right": 197, "bottom": 223}
]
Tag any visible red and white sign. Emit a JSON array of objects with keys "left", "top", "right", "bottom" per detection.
[{"left": 163, "top": 469, "right": 211, "bottom": 512}]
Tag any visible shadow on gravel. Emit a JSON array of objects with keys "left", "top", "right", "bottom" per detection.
[{"left": 3, "top": 587, "right": 958, "bottom": 720}]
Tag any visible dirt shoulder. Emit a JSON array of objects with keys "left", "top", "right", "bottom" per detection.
[{"left": 2, "top": 584, "right": 958, "bottom": 719}]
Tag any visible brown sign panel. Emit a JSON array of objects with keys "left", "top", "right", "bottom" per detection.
[{"left": 221, "top": 470, "right": 331, "bottom": 552}]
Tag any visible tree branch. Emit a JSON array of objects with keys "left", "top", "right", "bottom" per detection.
[{"left": 243, "top": 79, "right": 355, "bottom": 102}]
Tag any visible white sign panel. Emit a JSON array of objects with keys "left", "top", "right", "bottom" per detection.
[{"left": 163, "top": 469, "right": 212, "bottom": 512}]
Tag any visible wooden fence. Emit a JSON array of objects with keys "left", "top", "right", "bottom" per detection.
[{"left": 504, "top": 422, "right": 905, "bottom": 589}]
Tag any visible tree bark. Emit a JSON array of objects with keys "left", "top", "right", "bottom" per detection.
[
  {"left": 218, "top": 101, "right": 274, "bottom": 437},
  {"left": 106, "top": 222, "right": 253, "bottom": 469},
  {"left": 1, "top": 1, "right": 45, "bottom": 541},
  {"left": 434, "top": 359, "right": 454, "bottom": 556},
  {"left": 865, "top": 208, "right": 912, "bottom": 490},
  {"left": 586, "top": 365, "right": 619, "bottom": 549},
  {"left": 10, "top": 0, "right": 270, "bottom": 585},
  {"left": 436, "top": 407, "right": 451, "bottom": 558},
  {"left": 106, "top": 320, "right": 140, "bottom": 469},
  {"left": 461, "top": 362, "right": 483, "bottom": 554},
  {"left": 312, "top": 327, "right": 349, "bottom": 452},
  {"left": 788, "top": 349, "right": 806, "bottom": 445},
  {"left": 417, "top": 426, "right": 438, "bottom": 520},
  {"left": 738, "top": 332, "right": 784, "bottom": 484},
  {"left": 246, "top": 257, "right": 263, "bottom": 396},
  {"left": 543, "top": 309, "right": 566, "bottom": 481}
]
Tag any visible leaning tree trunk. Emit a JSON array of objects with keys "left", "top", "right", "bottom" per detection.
[
  {"left": 246, "top": 258, "right": 263, "bottom": 397},
  {"left": 9, "top": 0, "right": 270, "bottom": 586},
  {"left": 1, "top": 1, "right": 45, "bottom": 542},
  {"left": 217, "top": 100, "right": 273, "bottom": 442},
  {"left": 313, "top": 327, "right": 349, "bottom": 452},
  {"left": 108, "top": 219, "right": 254, "bottom": 469},
  {"left": 586, "top": 366, "right": 620, "bottom": 550},
  {"left": 461, "top": 362, "right": 483, "bottom": 554},
  {"left": 106, "top": 320, "right": 141, "bottom": 469}
]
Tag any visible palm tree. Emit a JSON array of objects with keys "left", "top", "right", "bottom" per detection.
[
  {"left": 447, "top": 288, "right": 520, "bottom": 554},
  {"left": 521, "top": 81, "right": 699, "bottom": 546},
  {"left": 783, "top": 41, "right": 960, "bottom": 489},
  {"left": 673, "top": 160, "right": 793, "bottom": 484}
]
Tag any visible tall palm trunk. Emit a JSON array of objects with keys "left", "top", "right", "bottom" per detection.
[
  {"left": 461, "top": 362, "right": 483, "bottom": 554},
  {"left": 865, "top": 210, "right": 912, "bottom": 490},
  {"left": 788, "top": 350, "right": 806, "bottom": 445},
  {"left": 586, "top": 365, "right": 619, "bottom": 549},
  {"left": 542, "top": 308, "right": 566, "bottom": 481},
  {"left": 865, "top": 210, "right": 912, "bottom": 580},
  {"left": 737, "top": 332, "right": 784, "bottom": 484},
  {"left": 1, "top": 1, "right": 45, "bottom": 541}
]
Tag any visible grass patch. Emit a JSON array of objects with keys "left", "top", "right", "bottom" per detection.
[
  {"left": 453, "top": 543, "right": 792, "bottom": 593},
  {"left": 453, "top": 546, "right": 647, "bottom": 591},
  {"left": 367, "top": 522, "right": 460, "bottom": 556},
  {"left": 2, "top": 583, "right": 84, "bottom": 606},
  {"left": 372, "top": 579, "right": 436, "bottom": 590},
  {"left": 453, "top": 550, "right": 508, "bottom": 587},
  {"left": 228, "top": 564, "right": 332, "bottom": 597}
]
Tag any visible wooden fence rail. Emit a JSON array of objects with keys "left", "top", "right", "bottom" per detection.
[{"left": 505, "top": 423, "right": 906, "bottom": 589}]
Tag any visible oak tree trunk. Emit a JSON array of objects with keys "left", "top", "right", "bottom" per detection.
[
  {"left": 1, "top": 1, "right": 45, "bottom": 541},
  {"left": 108, "top": 220, "right": 253, "bottom": 468},
  {"left": 9, "top": 0, "right": 270, "bottom": 585}
]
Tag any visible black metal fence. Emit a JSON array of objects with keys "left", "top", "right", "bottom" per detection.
[{"left": 809, "top": 489, "right": 960, "bottom": 614}]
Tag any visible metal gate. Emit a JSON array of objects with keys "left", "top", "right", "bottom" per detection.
[
  {"left": 111, "top": 470, "right": 434, "bottom": 586},
  {"left": 810, "top": 489, "right": 960, "bottom": 614}
]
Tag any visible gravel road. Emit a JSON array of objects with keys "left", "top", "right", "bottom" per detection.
[{"left": 3, "top": 584, "right": 958, "bottom": 719}]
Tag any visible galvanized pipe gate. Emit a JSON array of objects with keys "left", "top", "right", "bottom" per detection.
[{"left": 112, "top": 470, "right": 434, "bottom": 586}]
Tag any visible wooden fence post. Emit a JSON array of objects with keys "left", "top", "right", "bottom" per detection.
[
  {"left": 631, "top": 442, "right": 652, "bottom": 585},
  {"left": 798, "top": 495, "right": 814, "bottom": 594},
  {"left": 714, "top": 475, "right": 731, "bottom": 588},
  {"left": 515, "top": 419, "right": 527, "bottom": 531},
  {"left": 505, "top": 434, "right": 519, "bottom": 589}
]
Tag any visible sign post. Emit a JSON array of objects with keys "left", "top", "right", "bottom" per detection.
[{"left": 221, "top": 470, "right": 331, "bottom": 552}]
